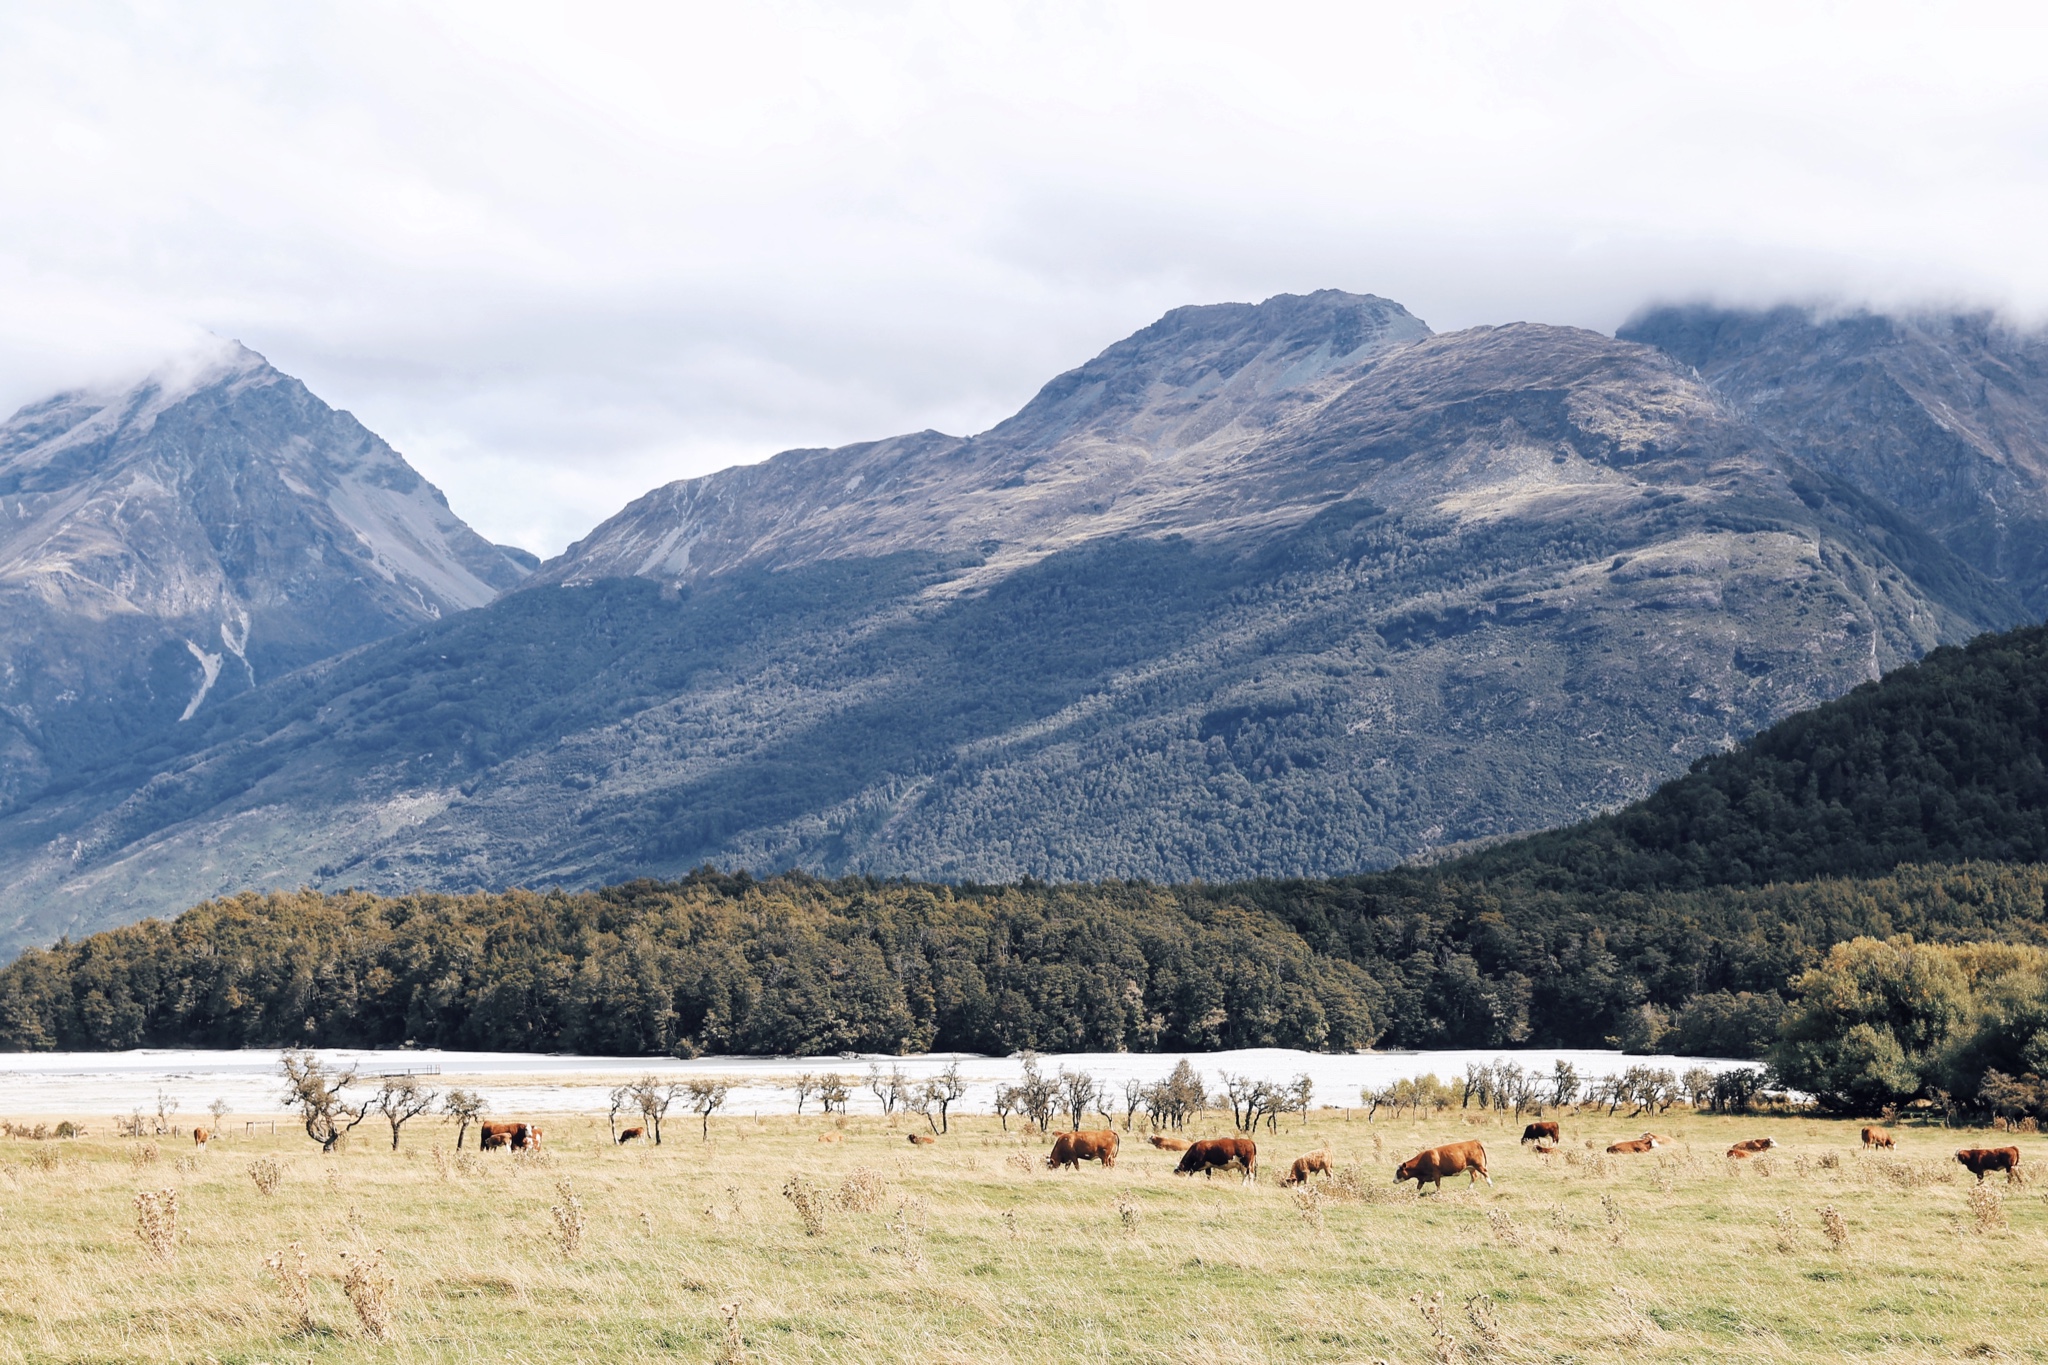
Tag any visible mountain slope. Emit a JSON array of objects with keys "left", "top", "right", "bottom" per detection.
[
  {"left": 1622, "top": 304, "right": 2048, "bottom": 611},
  {"left": 0, "top": 292, "right": 2027, "bottom": 952},
  {"left": 0, "top": 343, "right": 529, "bottom": 813}
]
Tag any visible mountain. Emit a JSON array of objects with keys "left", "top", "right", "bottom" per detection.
[
  {"left": 1621, "top": 304, "right": 2048, "bottom": 611},
  {"left": 0, "top": 291, "right": 2036, "bottom": 953},
  {"left": 0, "top": 342, "right": 529, "bottom": 816}
]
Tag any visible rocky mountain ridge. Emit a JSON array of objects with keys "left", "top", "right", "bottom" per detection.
[
  {"left": 0, "top": 341, "right": 528, "bottom": 813},
  {"left": 0, "top": 292, "right": 2041, "bottom": 953}
]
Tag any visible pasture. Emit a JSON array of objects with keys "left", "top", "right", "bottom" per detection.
[{"left": 0, "top": 1108, "right": 2042, "bottom": 1363}]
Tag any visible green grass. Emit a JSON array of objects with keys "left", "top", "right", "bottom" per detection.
[{"left": 0, "top": 1109, "right": 2042, "bottom": 1362}]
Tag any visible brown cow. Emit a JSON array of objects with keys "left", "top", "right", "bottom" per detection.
[
  {"left": 1861, "top": 1127, "right": 1894, "bottom": 1150},
  {"left": 1728, "top": 1137, "right": 1776, "bottom": 1154},
  {"left": 481, "top": 1131, "right": 511, "bottom": 1150},
  {"left": 1175, "top": 1137, "right": 1258, "bottom": 1181},
  {"left": 1607, "top": 1137, "right": 1661, "bottom": 1155},
  {"left": 817, "top": 1132, "right": 844, "bottom": 1144},
  {"left": 1639, "top": 1132, "right": 1677, "bottom": 1146},
  {"left": 192, "top": 1127, "right": 210, "bottom": 1147},
  {"left": 1048, "top": 1130, "right": 1120, "bottom": 1169},
  {"left": 1395, "top": 1140, "right": 1491, "bottom": 1192},
  {"left": 1955, "top": 1146, "right": 2022, "bottom": 1182},
  {"left": 480, "top": 1121, "right": 543, "bottom": 1151},
  {"left": 1147, "top": 1135, "right": 1191, "bottom": 1151},
  {"left": 1281, "top": 1150, "right": 1333, "bottom": 1186},
  {"left": 617, "top": 1126, "right": 644, "bottom": 1144},
  {"left": 1520, "top": 1121, "right": 1559, "bottom": 1145},
  {"left": 907, "top": 1133, "right": 936, "bottom": 1145}
]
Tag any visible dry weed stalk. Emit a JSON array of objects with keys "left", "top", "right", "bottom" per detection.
[
  {"left": 247, "top": 1156, "right": 282, "bottom": 1196},
  {"left": 1609, "top": 1286, "right": 1655, "bottom": 1346},
  {"left": 1817, "top": 1204, "right": 1848, "bottom": 1250},
  {"left": 1006, "top": 1150, "right": 1036, "bottom": 1175},
  {"left": 129, "top": 1141, "right": 159, "bottom": 1168},
  {"left": 639, "top": 1209, "right": 655, "bottom": 1238},
  {"left": 1547, "top": 1202, "right": 1571, "bottom": 1235},
  {"left": 782, "top": 1175, "right": 826, "bottom": 1236},
  {"left": 1771, "top": 1207, "right": 1800, "bottom": 1253},
  {"left": 173, "top": 1155, "right": 197, "bottom": 1175},
  {"left": 340, "top": 1247, "right": 395, "bottom": 1339},
  {"left": 1484, "top": 1208, "right": 1524, "bottom": 1248},
  {"left": 1410, "top": 1290, "right": 1463, "bottom": 1364},
  {"left": 1967, "top": 1183, "right": 2007, "bottom": 1234},
  {"left": 430, "top": 1146, "right": 450, "bottom": 1180},
  {"left": 264, "top": 1241, "right": 313, "bottom": 1334},
  {"left": 885, "top": 1196, "right": 929, "bottom": 1270},
  {"left": 836, "top": 1166, "right": 886, "bottom": 1213},
  {"left": 1818, "top": 1150, "right": 1841, "bottom": 1171},
  {"left": 1463, "top": 1294, "right": 1505, "bottom": 1360},
  {"left": 1115, "top": 1191, "right": 1142, "bottom": 1235},
  {"left": 717, "top": 1301, "right": 746, "bottom": 1364},
  {"left": 1000, "top": 1208, "right": 1020, "bottom": 1241},
  {"left": 1291, "top": 1183, "right": 1325, "bottom": 1230},
  {"left": 134, "top": 1188, "right": 177, "bottom": 1263},
  {"left": 28, "top": 1147, "right": 60, "bottom": 1173},
  {"left": 1793, "top": 1153, "right": 1813, "bottom": 1178},
  {"left": 550, "top": 1177, "right": 587, "bottom": 1256},
  {"left": 1753, "top": 1155, "right": 1778, "bottom": 1178},
  {"left": 1600, "top": 1193, "right": 1629, "bottom": 1245}
]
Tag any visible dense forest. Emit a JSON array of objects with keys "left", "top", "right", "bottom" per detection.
[{"left": 5, "top": 861, "right": 2048, "bottom": 1070}]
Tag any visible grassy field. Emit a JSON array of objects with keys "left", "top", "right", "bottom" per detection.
[{"left": 0, "top": 1106, "right": 2042, "bottom": 1363}]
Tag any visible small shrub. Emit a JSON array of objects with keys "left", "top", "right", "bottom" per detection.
[
  {"left": 28, "top": 1148, "right": 60, "bottom": 1173},
  {"left": 1967, "top": 1184, "right": 2007, "bottom": 1235},
  {"left": 130, "top": 1141, "right": 160, "bottom": 1168},
  {"left": 264, "top": 1241, "right": 313, "bottom": 1334},
  {"left": 1464, "top": 1294, "right": 1506, "bottom": 1360},
  {"left": 1753, "top": 1156, "right": 1778, "bottom": 1178},
  {"left": 1484, "top": 1208, "right": 1524, "bottom": 1248},
  {"left": 53, "top": 1121, "right": 78, "bottom": 1139},
  {"left": 1601, "top": 1194, "right": 1628, "bottom": 1245},
  {"left": 1000, "top": 1209, "right": 1020, "bottom": 1241},
  {"left": 1771, "top": 1207, "right": 1800, "bottom": 1253},
  {"left": 836, "top": 1167, "right": 886, "bottom": 1213},
  {"left": 1817, "top": 1204, "right": 1848, "bottom": 1250},
  {"left": 1818, "top": 1150, "right": 1841, "bottom": 1171},
  {"left": 340, "top": 1247, "right": 395, "bottom": 1340},
  {"left": 248, "top": 1157, "right": 283, "bottom": 1196},
  {"left": 174, "top": 1155, "right": 197, "bottom": 1175},
  {"left": 885, "top": 1197, "right": 929, "bottom": 1271},
  {"left": 782, "top": 1176, "right": 827, "bottom": 1236},
  {"left": 1007, "top": 1150, "right": 1036, "bottom": 1175},
  {"left": 1115, "top": 1192, "right": 1143, "bottom": 1235},
  {"left": 1793, "top": 1153, "right": 1813, "bottom": 1178},
  {"left": 1609, "top": 1286, "right": 1655, "bottom": 1347},
  {"left": 134, "top": 1188, "right": 178, "bottom": 1263},
  {"left": 550, "top": 1177, "right": 587, "bottom": 1256}
]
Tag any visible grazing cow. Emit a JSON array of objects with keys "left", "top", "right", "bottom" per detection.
[
  {"left": 1955, "top": 1147, "right": 2022, "bottom": 1182},
  {"left": 1147, "top": 1135, "right": 1191, "bottom": 1151},
  {"left": 1282, "top": 1150, "right": 1334, "bottom": 1186},
  {"left": 192, "top": 1127, "right": 210, "bottom": 1147},
  {"left": 1395, "top": 1140, "right": 1491, "bottom": 1192},
  {"left": 1728, "top": 1137, "right": 1776, "bottom": 1154},
  {"left": 617, "top": 1126, "right": 644, "bottom": 1144},
  {"left": 481, "top": 1132, "right": 511, "bottom": 1150},
  {"left": 480, "top": 1121, "right": 543, "bottom": 1151},
  {"left": 1861, "top": 1127, "right": 1894, "bottom": 1150},
  {"left": 1606, "top": 1137, "right": 1659, "bottom": 1155},
  {"left": 907, "top": 1133, "right": 936, "bottom": 1145},
  {"left": 1048, "top": 1130, "right": 1120, "bottom": 1170},
  {"left": 818, "top": 1132, "right": 844, "bottom": 1144},
  {"left": 1175, "top": 1137, "right": 1258, "bottom": 1181},
  {"left": 1520, "top": 1121, "right": 1559, "bottom": 1145}
]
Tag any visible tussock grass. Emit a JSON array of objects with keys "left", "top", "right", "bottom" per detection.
[{"left": 0, "top": 1109, "right": 2041, "bottom": 1361}]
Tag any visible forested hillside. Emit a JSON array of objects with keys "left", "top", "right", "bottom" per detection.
[{"left": 1449, "top": 622, "right": 2048, "bottom": 890}]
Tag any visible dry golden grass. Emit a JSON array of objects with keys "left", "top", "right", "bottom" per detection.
[{"left": 0, "top": 1107, "right": 2041, "bottom": 1362}]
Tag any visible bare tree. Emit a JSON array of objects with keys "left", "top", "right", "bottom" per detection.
[
  {"left": 993, "top": 1084, "right": 1019, "bottom": 1130},
  {"left": 280, "top": 1050, "right": 372, "bottom": 1153},
  {"left": 1122, "top": 1077, "right": 1143, "bottom": 1131},
  {"left": 1014, "top": 1054, "right": 1057, "bottom": 1132},
  {"left": 630, "top": 1075, "right": 684, "bottom": 1144},
  {"left": 206, "top": 1097, "right": 232, "bottom": 1137},
  {"left": 687, "top": 1079, "right": 730, "bottom": 1141},
  {"left": 1219, "top": 1073, "right": 1282, "bottom": 1134},
  {"left": 817, "top": 1073, "right": 850, "bottom": 1115},
  {"left": 606, "top": 1085, "right": 630, "bottom": 1143},
  {"left": 1550, "top": 1060, "right": 1581, "bottom": 1110},
  {"left": 1055, "top": 1069, "right": 1099, "bottom": 1131},
  {"left": 376, "top": 1074, "right": 439, "bottom": 1150},
  {"left": 792, "top": 1074, "right": 818, "bottom": 1117},
  {"left": 443, "top": 1088, "right": 488, "bottom": 1149},
  {"left": 1287, "top": 1073, "right": 1314, "bottom": 1128}
]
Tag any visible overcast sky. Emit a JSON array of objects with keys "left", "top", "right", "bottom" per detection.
[{"left": 3, "top": 2, "right": 2045, "bottom": 554}]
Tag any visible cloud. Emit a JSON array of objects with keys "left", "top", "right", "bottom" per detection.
[{"left": 2, "top": 1, "right": 2045, "bottom": 553}]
